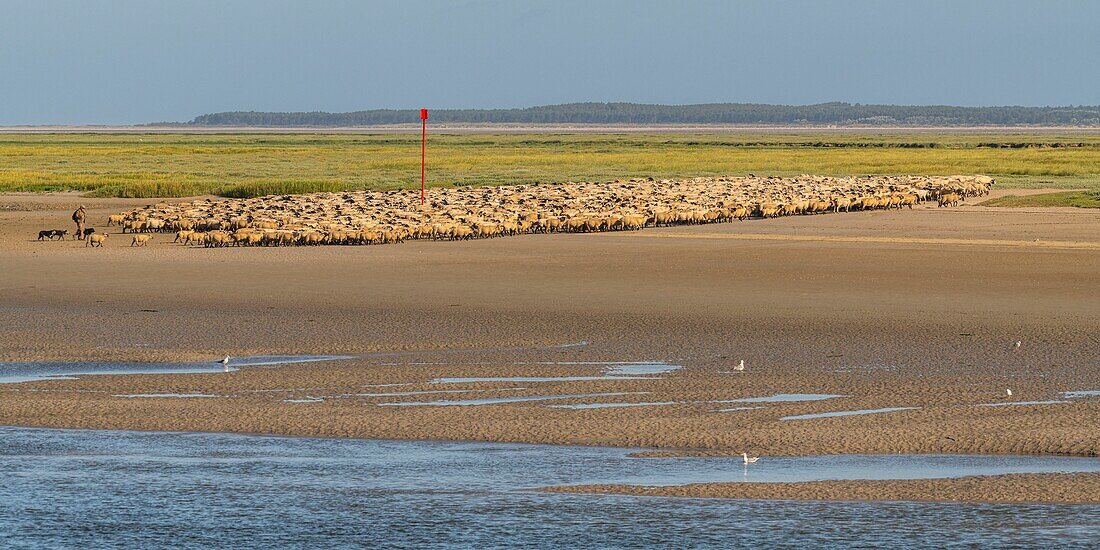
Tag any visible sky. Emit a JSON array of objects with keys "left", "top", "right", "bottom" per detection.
[{"left": 1, "top": 0, "right": 1098, "bottom": 124}]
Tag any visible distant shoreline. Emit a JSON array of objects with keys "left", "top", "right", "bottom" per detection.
[{"left": 5, "top": 124, "right": 1100, "bottom": 134}]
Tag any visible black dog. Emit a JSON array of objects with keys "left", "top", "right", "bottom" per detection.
[
  {"left": 82, "top": 228, "right": 96, "bottom": 238},
  {"left": 37, "top": 229, "right": 68, "bottom": 241}
]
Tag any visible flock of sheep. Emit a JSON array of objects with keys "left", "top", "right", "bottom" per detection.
[{"left": 99, "top": 175, "right": 993, "bottom": 248}]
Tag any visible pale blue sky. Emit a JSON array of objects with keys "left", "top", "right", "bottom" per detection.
[{"left": 1, "top": 0, "right": 1097, "bottom": 124}]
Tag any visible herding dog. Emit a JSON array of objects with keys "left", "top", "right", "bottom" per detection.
[{"left": 37, "top": 229, "right": 68, "bottom": 241}]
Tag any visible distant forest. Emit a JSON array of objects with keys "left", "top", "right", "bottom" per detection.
[{"left": 186, "top": 103, "right": 1100, "bottom": 127}]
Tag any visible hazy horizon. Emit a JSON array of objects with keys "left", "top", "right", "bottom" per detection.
[{"left": 2, "top": 0, "right": 1098, "bottom": 125}]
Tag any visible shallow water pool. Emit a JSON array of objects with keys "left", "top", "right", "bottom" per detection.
[
  {"left": 377, "top": 392, "right": 645, "bottom": 407},
  {"left": 430, "top": 361, "right": 682, "bottom": 385},
  {"left": 978, "top": 400, "right": 1070, "bottom": 407},
  {"left": 0, "top": 427, "right": 1096, "bottom": 548},
  {"left": 0, "top": 355, "right": 353, "bottom": 384},
  {"left": 114, "top": 393, "right": 223, "bottom": 399},
  {"left": 781, "top": 407, "right": 918, "bottom": 420},
  {"left": 549, "top": 400, "right": 679, "bottom": 409},
  {"left": 432, "top": 375, "right": 656, "bottom": 383},
  {"left": 1063, "top": 390, "right": 1100, "bottom": 398},
  {"left": 728, "top": 393, "right": 846, "bottom": 403}
]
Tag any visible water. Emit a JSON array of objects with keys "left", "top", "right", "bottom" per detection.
[
  {"left": 1063, "top": 390, "right": 1100, "bottom": 398},
  {"left": 781, "top": 407, "right": 918, "bottom": 420},
  {"left": 432, "top": 376, "right": 656, "bottom": 383},
  {"left": 0, "top": 427, "right": 1097, "bottom": 548},
  {"left": 0, "top": 355, "right": 352, "bottom": 384},
  {"left": 550, "top": 401, "right": 679, "bottom": 409},
  {"left": 114, "top": 393, "right": 223, "bottom": 399},
  {"left": 833, "top": 364, "right": 901, "bottom": 374},
  {"left": 274, "top": 388, "right": 533, "bottom": 404},
  {"left": 551, "top": 398, "right": 765, "bottom": 410},
  {"left": 978, "top": 400, "right": 1070, "bottom": 407},
  {"left": 350, "top": 388, "right": 526, "bottom": 398},
  {"left": 377, "top": 392, "right": 644, "bottom": 407},
  {"left": 727, "top": 393, "right": 846, "bottom": 403},
  {"left": 580, "top": 362, "right": 681, "bottom": 376},
  {"left": 430, "top": 361, "right": 681, "bottom": 385}
]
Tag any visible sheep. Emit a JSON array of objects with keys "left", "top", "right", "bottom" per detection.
[
  {"left": 564, "top": 217, "right": 588, "bottom": 232},
  {"left": 620, "top": 214, "right": 648, "bottom": 230},
  {"left": 86, "top": 233, "right": 108, "bottom": 247},
  {"left": 451, "top": 225, "right": 473, "bottom": 240},
  {"left": 412, "top": 224, "right": 434, "bottom": 240},
  {"left": 549, "top": 217, "right": 566, "bottom": 232},
  {"left": 170, "top": 219, "right": 195, "bottom": 231},
  {"left": 107, "top": 214, "right": 125, "bottom": 226},
  {"left": 380, "top": 229, "right": 405, "bottom": 244},
  {"left": 109, "top": 175, "right": 993, "bottom": 248},
  {"left": 474, "top": 222, "right": 500, "bottom": 239},
  {"left": 653, "top": 211, "right": 675, "bottom": 227},
  {"left": 299, "top": 231, "right": 325, "bottom": 246},
  {"left": 184, "top": 231, "right": 206, "bottom": 246},
  {"left": 203, "top": 231, "right": 233, "bottom": 248},
  {"left": 130, "top": 234, "right": 151, "bottom": 247}
]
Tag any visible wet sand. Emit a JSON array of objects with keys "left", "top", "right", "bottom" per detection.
[
  {"left": 1, "top": 190, "right": 1099, "bottom": 503},
  {"left": 540, "top": 473, "right": 1100, "bottom": 504}
]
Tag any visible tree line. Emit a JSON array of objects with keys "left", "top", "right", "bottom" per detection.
[{"left": 186, "top": 102, "right": 1100, "bottom": 127}]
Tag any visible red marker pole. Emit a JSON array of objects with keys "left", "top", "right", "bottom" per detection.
[{"left": 420, "top": 108, "right": 428, "bottom": 205}]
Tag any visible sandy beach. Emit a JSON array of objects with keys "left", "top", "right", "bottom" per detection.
[
  {"left": 540, "top": 473, "right": 1100, "bottom": 504},
  {"left": 1, "top": 190, "right": 1098, "bottom": 502}
]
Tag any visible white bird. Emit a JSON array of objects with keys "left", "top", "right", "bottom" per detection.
[
  {"left": 220, "top": 355, "right": 231, "bottom": 372},
  {"left": 742, "top": 452, "right": 759, "bottom": 464},
  {"left": 1006, "top": 389, "right": 1013, "bottom": 396},
  {"left": 733, "top": 359, "right": 745, "bottom": 372},
  {"left": 1013, "top": 341, "right": 1021, "bottom": 350}
]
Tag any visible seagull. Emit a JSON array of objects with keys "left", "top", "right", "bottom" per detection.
[
  {"left": 1006, "top": 389, "right": 1013, "bottom": 397},
  {"left": 1013, "top": 341, "right": 1022, "bottom": 350},
  {"left": 733, "top": 359, "right": 745, "bottom": 372},
  {"left": 742, "top": 452, "right": 759, "bottom": 464},
  {"left": 220, "top": 355, "right": 231, "bottom": 372}
]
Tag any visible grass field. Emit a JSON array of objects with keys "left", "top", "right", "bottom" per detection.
[
  {"left": 2, "top": 133, "right": 1099, "bottom": 198},
  {"left": 979, "top": 190, "right": 1100, "bottom": 208}
]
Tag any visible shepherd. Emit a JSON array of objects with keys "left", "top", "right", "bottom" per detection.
[{"left": 72, "top": 205, "right": 87, "bottom": 240}]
